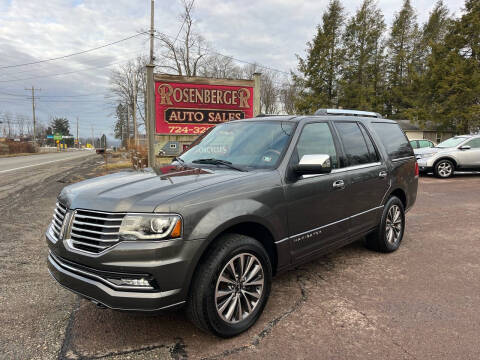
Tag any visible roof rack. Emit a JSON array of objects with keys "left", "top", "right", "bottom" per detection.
[{"left": 314, "top": 109, "right": 382, "bottom": 118}]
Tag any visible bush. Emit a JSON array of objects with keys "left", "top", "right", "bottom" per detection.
[{"left": 7, "top": 141, "right": 36, "bottom": 154}]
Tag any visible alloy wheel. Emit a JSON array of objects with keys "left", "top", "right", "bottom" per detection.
[
  {"left": 437, "top": 161, "right": 453, "bottom": 177},
  {"left": 215, "top": 253, "right": 264, "bottom": 324},
  {"left": 386, "top": 205, "right": 402, "bottom": 245}
]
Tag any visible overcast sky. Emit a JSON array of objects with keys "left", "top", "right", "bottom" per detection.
[{"left": 0, "top": 0, "right": 464, "bottom": 139}]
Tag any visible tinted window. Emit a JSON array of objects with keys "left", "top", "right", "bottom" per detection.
[
  {"left": 295, "top": 122, "right": 338, "bottom": 168},
  {"left": 410, "top": 140, "right": 418, "bottom": 149},
  {"left": 466, "top": 138, "right": 480, "bottom": 148},
  {"left": 419, "top": 140, "right": 433, "bottom": 148},
  {"left": 359, "top": 124, "right": 380, "bottom": 162},
  {"left": 335, "top": 122, "right": 375, "bottom": 166},
  {"left": 371, "top": 123, "right": 414, "bottom": 159}
]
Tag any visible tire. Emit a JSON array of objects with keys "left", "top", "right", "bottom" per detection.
[
  {"left": 366, "top": 196, "right": 405, "bottom": 253},
  {"left": 434, "top": 159, "right": 454, "bottom": 178},
  {"left": 186, "top": 233, "right": 272, "bottom": 338}
]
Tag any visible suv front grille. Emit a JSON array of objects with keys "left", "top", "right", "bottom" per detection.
[
  {"left": 69, "top": 209, "right": 125, "bottom": 254},
  {"left": 51, "top": 202, "right": 67, "bottom": 241}
]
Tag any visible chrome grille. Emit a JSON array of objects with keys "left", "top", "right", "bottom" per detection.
[
  {"left": 69, "top": 209, "right": 125, "bottom": 254},
  {"left": 50, "top": 202, "right": 67, "bottom": 241}
]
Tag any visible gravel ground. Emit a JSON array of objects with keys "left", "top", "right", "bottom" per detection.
[{"left": 1, "top": 164, "right": 479, "bottom": 360}]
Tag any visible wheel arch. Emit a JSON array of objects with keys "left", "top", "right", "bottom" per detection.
[
  {"left": 183, "top": 217, "right": 279, "bottom": 301},
  {"left": 433, "top": 156, "right": 457, "bottom": 169},
  {"left": 387, "top": 188, "right": 407, "bottom": 209}
]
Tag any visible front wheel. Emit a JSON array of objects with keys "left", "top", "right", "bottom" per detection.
[
  {"left": 434, "top": 159, "right": 454, "bottom": 178},
  {"left": 186, "top": 233, "right": 272, "bottom": 337},
  {"left": 366, "top": 196, "right": 405, "bottom": 253}
]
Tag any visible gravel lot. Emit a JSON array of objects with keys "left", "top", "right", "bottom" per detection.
[{"left": 1, "top": 159, "right": 479, "bottom": 360}]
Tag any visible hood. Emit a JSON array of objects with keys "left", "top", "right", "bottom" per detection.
[{"left": 59, "top": 164, "right": 251, "bottom": 213}]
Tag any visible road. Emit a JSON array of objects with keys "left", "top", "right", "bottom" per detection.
[
  {"left": 1, "top": 164, "right": 479, "bottom": 359},
  {"left": 0, "top": 151, "right": 94, "bottom": 174}
]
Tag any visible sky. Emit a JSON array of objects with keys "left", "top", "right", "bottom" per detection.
[{"left": 0, "top": 0, "right": 465, "bottom": 140}]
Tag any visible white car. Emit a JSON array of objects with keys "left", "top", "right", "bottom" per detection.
[{"left": 415, "top": 135, "right": 480, "bottom": 178}]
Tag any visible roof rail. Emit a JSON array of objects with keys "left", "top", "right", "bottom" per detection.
[{"left": 314, "top": 109, "right": 382, "bottom": 118}]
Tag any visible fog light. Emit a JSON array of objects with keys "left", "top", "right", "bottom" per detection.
[
  {"left": 107, "top": 277, "right": 153, "bottom": 289},
  {"left": 120, "top": 278, "right": 151, "bottom": 287}
]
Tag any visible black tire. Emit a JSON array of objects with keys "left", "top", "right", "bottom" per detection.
[
  {"left": 434, "top": 159, "right": 455, "bottom": 178},
  {"left": 366, "top": 196, "right": 405, "bottom": 253},
  {"left": 186, "top": 233, "right": 272, "bottom": 338}
]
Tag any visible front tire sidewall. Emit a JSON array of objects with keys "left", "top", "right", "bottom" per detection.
[
  {"left": 435, "top": 160, "right": 454, "bottom": 178},
  {"left": 199, "top": 236, "right": 272, "bottom": 338}
]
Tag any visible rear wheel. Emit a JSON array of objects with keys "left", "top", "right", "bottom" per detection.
[
  {"left": 434, "top": 159, "right": 454, "bottom": 178},
  {"left": 366, "top": 196, "right": 405, "bottom": 253},
  {"left": 186, "top": 233, "right": 272, "bottom": 338}
]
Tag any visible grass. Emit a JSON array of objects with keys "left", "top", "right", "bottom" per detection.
[{"left": 103, "top": 161, "right": 133, "bottom": 171}]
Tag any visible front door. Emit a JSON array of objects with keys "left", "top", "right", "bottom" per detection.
[
  {"left": 284, "top": 122, "right": 351, "bottom": 261},
  {"left": 458, "top": 138, "right": 480, "bottom": 169}
]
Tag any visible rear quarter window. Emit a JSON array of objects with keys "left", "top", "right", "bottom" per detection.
[{"left": 370, "top": 122, "right": 414, "bottom": 160}]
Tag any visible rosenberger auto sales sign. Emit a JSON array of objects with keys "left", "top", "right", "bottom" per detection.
[{"left": 155, "top": 74, "right": 255, "bottom": 135}]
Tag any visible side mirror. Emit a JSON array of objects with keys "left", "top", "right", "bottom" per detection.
[
  {"left": 293, "top": 154, "right": 332, "bottom": 175},
  {"left": 459, "top": 145, "right": 471, "bottom": 150}
]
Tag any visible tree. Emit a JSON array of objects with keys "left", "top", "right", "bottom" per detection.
[
  {"left": 114, "top": 103, "right": 128, "bottom": 147},
  {"left": 280, "top": 81, "right": 300, "bottom": 114},
  {"left": 410, "top": 0, "right": 480, "bottom": 133},
  {"left": 156, "top": 0, "right": 207, "bottom": 77},
  {"left": 385, "top": 0, "right": 422, "bottom": 118},
  {"left": 50, "top": 117, "right": 73, "bottom": 146},
  {"left": 294, "top": 0, "right": 345, "bottom": 114},
  {"left": 338, "top": 0, "right": 386, "bottom": 112}
]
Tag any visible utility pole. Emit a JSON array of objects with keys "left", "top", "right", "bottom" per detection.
[
  {"left": 133, "top": 82, "right": 138, "bottom": 149},
  {"left": 126, "top": 101, "right": 131, "bottom": 150},
  {"left": 91, "top": 125, "right": 94, "bottom": 149},
  {"left": 76, "top": 117, "right": 79, "bottom": 149},
  {"left": 25, "top": 86, "right": 40, "bottom": 146},
  {"left": 146, "top": 0, "right": 156, "bottom": 168}
]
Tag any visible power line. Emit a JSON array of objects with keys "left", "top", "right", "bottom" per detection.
[
  {"left": 152, "top": 32, "right": 290, "bottom": 75},
  {"left": 0, "top": 32, "right": 148, "bottom": 70}
]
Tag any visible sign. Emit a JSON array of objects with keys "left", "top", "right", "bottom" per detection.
[
  {"left": 62, "top": 135, "right": 73, "bottom": 139},
  {"left": 53, "top": 133, "right": 62, "bottom": 141},
  {"left": 155, "top": 74, "right": 255, "bottom": 135},
  {"left": 46, "top": 135, "right": 54, "bottom": 139}
]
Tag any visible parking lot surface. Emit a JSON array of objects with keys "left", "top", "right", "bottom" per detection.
[{"left": 1, "top": 165, "right": 479, "bottom": 359}]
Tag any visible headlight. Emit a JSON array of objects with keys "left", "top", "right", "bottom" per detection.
[
  {"left": 418, "top": 153, "right": 436, "bottom": 159},
  {"left": 119, "top": 214, "right": 182, "bottom": 240}
]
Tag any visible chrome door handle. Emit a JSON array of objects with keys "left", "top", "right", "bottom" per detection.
[
  {"left": 379, "top": 171, "right": 388, "bottom": 178},
  {"left": 332, "top": 180, "right": 345, "bottom": 189}
]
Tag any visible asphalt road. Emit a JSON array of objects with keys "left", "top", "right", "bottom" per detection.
[
  {"left": 0, "top": 151, "right": 94, "bottom": 174},
  {"left": 1, "top": 164, "right": 479, "bottom": 359}
]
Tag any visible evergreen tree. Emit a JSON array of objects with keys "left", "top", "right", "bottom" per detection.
[
  {"left": 50, "top": 117, "right": 73, "bottom": 146},
  {"left": 338, "top": 0, "right": 386, "bottom": 112},
  {"left": 294, "top": 0, "right": 345, "bottom": 113},
  {"left": 414, "top": 0, "right": 480, "bottom": 133},
  {"left": 385, "top": 0, "right": 421, "bottom": 118},
  {"left": 114, "top": 103, "right": 128, "bottom": 147}
]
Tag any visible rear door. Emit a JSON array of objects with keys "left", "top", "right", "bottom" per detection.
[
  {"left": 332, "top": 121, "right": 389, "bottom": 235},
  {"left": 284, "top": 121, "right": 351, "bottom": 261}
]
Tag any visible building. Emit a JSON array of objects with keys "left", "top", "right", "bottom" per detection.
[{"left": 396, "top": 120, "right": 455, "bottom": 144}]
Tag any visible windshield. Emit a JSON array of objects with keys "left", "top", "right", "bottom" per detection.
[
  {"left": 180, "top": 121, "right": 296, "bottom": 169},
  {"left": 436, "top": 136, "right": 468, "bottom": 148}
]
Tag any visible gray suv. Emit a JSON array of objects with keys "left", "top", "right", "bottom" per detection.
[
  {"left": 46, "top": 109, "right": 418, "bottom": 337},
  {"left": 416, "top": 135, "right": 480, "bottom": 178}
]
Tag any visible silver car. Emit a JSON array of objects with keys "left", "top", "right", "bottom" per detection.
[{"left": 415, "top": 135, "right": 480, "bottom": 178}]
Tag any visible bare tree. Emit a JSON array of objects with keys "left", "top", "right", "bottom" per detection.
[
  {"left": 156, "top": 0, "right": 207, "bottom": 76},
  {"left": 280, "top": 81, "right": 300, "bottom": 114},
  {"left": 109, "top": 56, "right": 147, "bottom": 147},
  {"left": 198, "top": 55, "right": 243, "bottom": 79}
]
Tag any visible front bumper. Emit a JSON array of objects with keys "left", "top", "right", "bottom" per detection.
[
  {"left": 416, "top": 158, "right": 434, "bottom": 173},
  {"left": 47, "top": 231, "right": 206, "bottom": 312}
]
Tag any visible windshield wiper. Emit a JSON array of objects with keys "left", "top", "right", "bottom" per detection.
[
  {"left": 191, "top": 158, "right": 247, "bottom": 172},
  {"left": 172, "top": 156, "right": 185, "bottom": 165}
]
